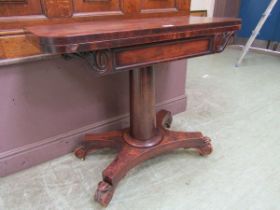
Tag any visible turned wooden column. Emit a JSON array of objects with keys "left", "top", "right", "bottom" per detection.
[{"left": 129, "top": 66, "right": 157, "bottom": 140}]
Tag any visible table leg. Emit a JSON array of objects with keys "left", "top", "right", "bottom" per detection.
[{"left": 74, "top": 65, "right": 213, "bottom": 206}]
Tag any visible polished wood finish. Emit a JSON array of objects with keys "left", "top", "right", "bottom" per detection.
[
  {"left": 0, "top": 33, "right": 41, "bottom": 58},
  {"left": 73, "top": 0, "right": 122, "bottom": 14},
  {"left": 26, "top": 16, "right": 240, "bottom": 76},
  {"left": 130, "top": 67, "right": 157, "bottom": 141},
  {"left": 43, "top": 0, "right": 74, "bottom": 18},
  {"left": 26, "top": 13, "right": 241, "bottom": 207},
  {"left": 115, "top": 38, "right": 210, "bottom": 67},
  {"left": 0, "top": 0, "right": 190, "bottom": 30},
  {"left": 0, "top": 0, "right": 191, "bottom": 59},
  {"left": 26, "top": 16, "right": 240, "bottom": 49},
  {"left": 0, "top": 0, "right": 42, "bottom": 17},
  {"left": 75, "top": 109, "right": 212, "bottom": 206}
]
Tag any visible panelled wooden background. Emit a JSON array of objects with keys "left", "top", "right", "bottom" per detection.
[
  {"left": 0, "top": 0, "right": 191, "bottom": 59},
  {"left": 214, "top": 0, "right": 240, "bottom": 18}
]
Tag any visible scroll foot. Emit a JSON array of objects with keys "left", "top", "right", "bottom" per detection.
[
  {"left": 73, "top": 130, "right": 123, "bottom": 160},
  {"left": 74, "top": 146, "right": 89, "bottom": 160},
  {"left": 197, "top": 136, "right": 213, "bottom": 156},
  {"left": 156, "top": 110, "right": 173, "bottom": 129},
  {"left": 94, "top": 181, "right": 115, "bottom": 207}
]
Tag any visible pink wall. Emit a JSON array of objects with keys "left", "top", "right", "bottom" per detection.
[{"left": 0, "top": 57, "right": 187, "bottom": 177}]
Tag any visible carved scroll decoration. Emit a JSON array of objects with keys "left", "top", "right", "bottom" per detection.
[
  {"left": 80, "top": 50, "right": 113, "bottom": 75},
  {"left": 62, "top": 50, "right": 113, "bottom": 75},
  {"left": 91, "top": 50, "right": 113, "bottom": 74}
]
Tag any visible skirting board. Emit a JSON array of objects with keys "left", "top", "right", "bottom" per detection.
[{"left": 0, "top": 95, "right": 186, "bottom": 177}]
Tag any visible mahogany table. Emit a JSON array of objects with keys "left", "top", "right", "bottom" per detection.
[{"left": 26, "top": 16, "right": 241, "bottom": 206}]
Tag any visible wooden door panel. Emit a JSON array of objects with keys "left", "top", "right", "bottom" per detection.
[
  {"left": 141, "top": 0, "right": 176, "bottom": 10},
  {"left": 141, "top": 0, "right": 190, "bottom": 13},
  {"left": 43, "top": 0, "right": 73, "bottom": 18},
  {"left": 176, "top": 0, "right": 191, "bottom": 12},
  {"left": 73, "top": 0, "right": 122, "bottom": 14},
  {"left": 0, "top": 34, "right": 41, "bottom": 58},
  {"left": 0, "top": 0, "right": 43, "bottom": 16}
]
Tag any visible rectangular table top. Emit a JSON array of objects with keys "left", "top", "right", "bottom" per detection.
[
  {"left": 25, "top": 16, "right": 241, "bottom": 75},
  {"left": 26, "top": 16, "right": 241, "bottom": 53}
]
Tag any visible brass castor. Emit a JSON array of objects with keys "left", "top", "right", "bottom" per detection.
[
  {"left": 74, "top": 146, "right": 87, "bottom": 160},
  {"left": 197, "top": 137, "right": 213, "bottom": 156}
]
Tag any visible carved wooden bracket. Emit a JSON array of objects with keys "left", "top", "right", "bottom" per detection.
[
  {"left": 80, "top": 50, "right": 113, "bottom": 75},
  {"left": 214, "top": 31, "right": 234, "bottom": 52}
]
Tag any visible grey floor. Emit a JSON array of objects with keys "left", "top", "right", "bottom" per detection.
[{"left": 1, "top": 48, "right": 280, "bottom": 210}]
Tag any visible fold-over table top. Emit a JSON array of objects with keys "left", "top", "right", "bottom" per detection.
[{"left": 26, "top": 16, "right": 241, "bottom": 53}]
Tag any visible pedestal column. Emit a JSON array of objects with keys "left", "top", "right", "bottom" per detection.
[{"left": 129, "top": 66, "right": 158, "bottom": 140}]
